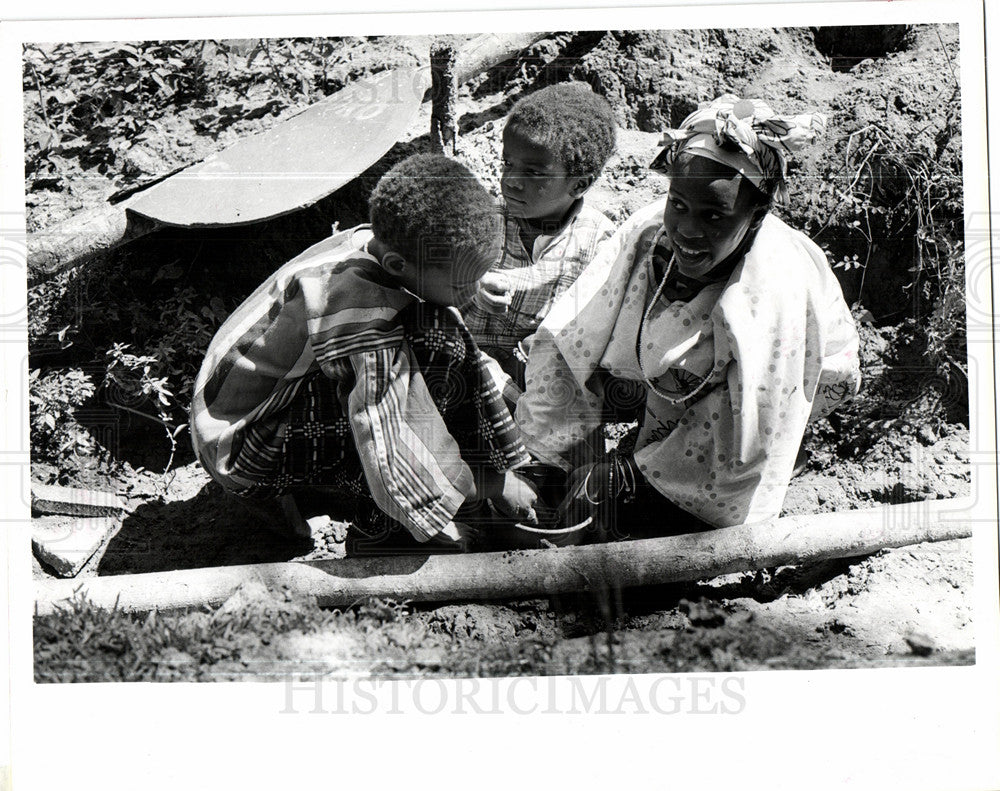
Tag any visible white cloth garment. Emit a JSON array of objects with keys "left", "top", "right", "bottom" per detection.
[{"left": 516, "top": 199, "right": 861, "bottom": 527}]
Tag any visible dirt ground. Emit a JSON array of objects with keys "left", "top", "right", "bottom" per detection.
[{"left": 26, "top": 27, "right": 974, "bottom": 675}]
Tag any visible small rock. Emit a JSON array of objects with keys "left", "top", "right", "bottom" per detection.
[
  {"left": 904, "top": 630, "right": 935, "bottom": 656},
  {"left": 31, "top": 483, "right": 127, "bottom": 518},
  {"left": 917, "top": 426, "right": 937, "bottom": 446},
  {"left": 214, "top": 580, "right": 277, "bottom": 616},
  {"left": 679, "top": 598, "right": 725, "bottom": 628},
  {"left": 118, "top": 145, "right": 161, "bottom": 178},
  {"left": 32, "top": 515, "right": 120, "bottom": 577},
  {"left": 31, "top": 464, "right": 59, "bottom": 484}
]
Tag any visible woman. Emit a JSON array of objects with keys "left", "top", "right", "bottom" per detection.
[{"left": 515, "top": 95, "right": 861, "bottom": 532}]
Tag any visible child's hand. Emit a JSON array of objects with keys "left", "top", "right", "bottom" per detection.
[
  {"left": 473, "top": 272, "right": 512, "bottom": 315},
  {"left": 430, "top": 521, "right": 480, "bottom": 551},
  {"left": 490, "top": 470, "right": 543, "bottom": 526}
]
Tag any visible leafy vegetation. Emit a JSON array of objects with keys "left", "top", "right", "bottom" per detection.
[
  {"left": 23, "top": 37, "right": 416, "bottom": 195},
  {"left": 34, "top": 591, "right": 341, "bottom": 682},
  {"left": 24, "top": 41, "right": 211, "bottom": 182},
  {"left": 34, "top": 592, "right": 565, "bottom": 681},
  {"left": 28, "top": 367, "right": 96, "bottom": 463},
  {"left": 24, "top": 37, "right": 425, "bottom": 477}
]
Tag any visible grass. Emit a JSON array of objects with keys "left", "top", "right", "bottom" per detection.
[
  {"left": 33, "top": 590, "right": 571, "bottom": 682},
  {"left": 34, "top": 581, "right": 973, "bottom": 682},
  {"left": 33, "top": 589, "right": 345, "bottom": 682}
]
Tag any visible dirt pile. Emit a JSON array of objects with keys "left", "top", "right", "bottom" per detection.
[{"left": 569, "top": 28, "right": 818, "bottom": 131}]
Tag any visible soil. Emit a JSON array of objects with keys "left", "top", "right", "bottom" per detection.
[{"left": 26, "top": 27, "right": 973, "bottom": 676}]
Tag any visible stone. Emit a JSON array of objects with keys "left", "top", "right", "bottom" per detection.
[
  {"left": 679, "top": 598, "right": 725, "bottom": 628},
  {"left": 917, "top": 426, "right": 938, "bottom": 446},
  {"left": 214, "top": 580, "right": 278, "bottom": 617},
  {"left": 31, "top": 483, "right": 127, "bottom": 518},
  {"left": 904, "top": 630, "right": 936, "bottom": 657},
  {"left": 31, "top": 515, "right": 120, "bottom": 577}
]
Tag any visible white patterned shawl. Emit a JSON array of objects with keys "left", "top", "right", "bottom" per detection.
[{"left": 516, "top": 200, "right": 861, "bottom": 527}]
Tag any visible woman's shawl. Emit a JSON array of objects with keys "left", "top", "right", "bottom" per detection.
[{"left": 516, "top": 200, "right": 861, "bottom": 527}]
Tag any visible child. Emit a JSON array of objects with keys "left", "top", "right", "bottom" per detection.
[
  {"left": 191, "top": 154, "right": 535, "bottom": 548},
  {"left": 463, "top": 83, "right": 618, "bottom": 386}
]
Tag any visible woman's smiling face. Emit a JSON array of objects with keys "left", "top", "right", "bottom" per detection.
[{"left": 662, "top": 154, "right": 763, "bottom": 278}]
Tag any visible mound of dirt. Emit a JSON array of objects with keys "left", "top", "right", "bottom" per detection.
[{"left": 569, "top": 28, "right": 819, "bottom": 131}]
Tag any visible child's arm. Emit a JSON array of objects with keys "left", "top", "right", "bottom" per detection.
[{"left": 346, "top": 346, "right": 475, "bottom": 542}]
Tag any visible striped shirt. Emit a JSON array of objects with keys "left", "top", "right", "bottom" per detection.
[
  {"left": 190, "top": 227, "right": 476, "bottom": 541},
  {"left": 463, "top": 199, "right": 615, "bottom": 349}
]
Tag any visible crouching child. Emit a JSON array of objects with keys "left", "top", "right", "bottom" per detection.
[{"left": 190, "top": 154, "right": 536, "bottom": 550}]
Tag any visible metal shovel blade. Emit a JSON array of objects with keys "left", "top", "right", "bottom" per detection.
[{"left": 127, "top": 66, "right": 431, "bottom": 228}]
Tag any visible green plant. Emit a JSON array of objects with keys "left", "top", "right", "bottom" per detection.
[
  {"left": 103, "top": 343, "right": 187, "bottom": 473},
  {"left": 34, "top": 591, "right": 344, "bottom": 683},
  {"left": 845, "top": 123, "right": 963, "bottom": 375},
  {"left": 23, "top": 40, "right": 210, "bottom": 179},
  {"left": 29, "top": 368, "right": 97, "bottom": 463},
  {"left": 147, "top": 286, "right": 229, "bottom": 404},
  {"left": 923, "top": 244, "right": 967, "bottom": 383}
]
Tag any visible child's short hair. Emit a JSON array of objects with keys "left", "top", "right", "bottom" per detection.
[
  {"left": 504, "top": 83, "right": 617, "bottom": 178},
  {"left": 370, "top": 154, "right": 501, "bottom": 270}
]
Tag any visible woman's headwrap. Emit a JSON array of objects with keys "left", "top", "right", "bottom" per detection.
[{"left": 650, "top": 94, "right": 827, "bottom": 205}]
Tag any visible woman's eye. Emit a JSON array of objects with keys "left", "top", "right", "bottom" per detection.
[{"left": 669, "top": 199, "right": 686, "bottom": 211}]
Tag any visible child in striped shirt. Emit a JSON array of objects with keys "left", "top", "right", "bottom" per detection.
[
  {"left": 191, "top": 154, "right": 537, "bottom": 549},
  {"left": 463, "top": 83, "right": 618, "bottom": 387}
]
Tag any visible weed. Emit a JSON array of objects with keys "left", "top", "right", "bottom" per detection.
[
  {"left": 838, "top": 123, "right": 964, "bottom": 388},
  {"left": 103, "top": 343, "right": 187, "bottom": 474},
  {"left": 23, "top": 41, "right": 210, "bottom": 180},
  {"left": 28, "top": 367, "right": 96, "bottom": 464},
  {"left": 34, "top": 590, "right": 344, "bottom": 682}
]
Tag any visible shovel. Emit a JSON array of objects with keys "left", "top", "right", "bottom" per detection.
[{"left": 27, "top": 32, "right": 544, "bottom": 276}]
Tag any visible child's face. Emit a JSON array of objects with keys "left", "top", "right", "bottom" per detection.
[
  {"left": 396, "top": 249, "right": 495, "bottom": 309},
  {"left": 501, "top": 127, "right": 583, "bottom": 224},
  {"left": 662, "top": 154, "right": 760, "bottom": 278}
]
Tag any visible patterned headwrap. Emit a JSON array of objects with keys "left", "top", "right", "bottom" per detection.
[{"left": 650, "top": 94, "right": 827, "bottom": 205}]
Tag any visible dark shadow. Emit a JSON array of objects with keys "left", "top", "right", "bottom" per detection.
[
  {"left": 688, "top": 556, "right": 869, "bottom": 603},
  {"left": 812, "top": 25, "right": 916, "bottom": 73},
  {"left": 458, "top": 96, "right": 522, "bottom": 136},
  {"left": 98, "top": 481, "right": 314, "bottom": 575},
  {"left": 537, "top": 551, "right": 876, "bottom": 639},
  {"left": 97, "top": 476, "right": 463, "bottom": 577},
  {"left": 303, "top": 552, "right": 433, "bottom": 579},
  {"left": 74, "top": 404, "right": 195, "bottom": 478}
]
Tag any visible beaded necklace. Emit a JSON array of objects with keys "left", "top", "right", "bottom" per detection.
[{"left": 637, "top": 229, "right": 718, "bottom": 405}]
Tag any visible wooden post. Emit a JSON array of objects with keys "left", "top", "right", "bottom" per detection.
[
  {"left": 430, "top": 37, "right": 459, "bottom": 155},
  {"left": 34, "top": 500, "right": 973, "bottom": 615}
]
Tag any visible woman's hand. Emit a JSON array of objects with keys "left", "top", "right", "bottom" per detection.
[
  {"left": 556, "top": 453, "right": 639, "bottom": 532},
  {"left": 473, "top": 272, "right": 513, "bottom": 315}
]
